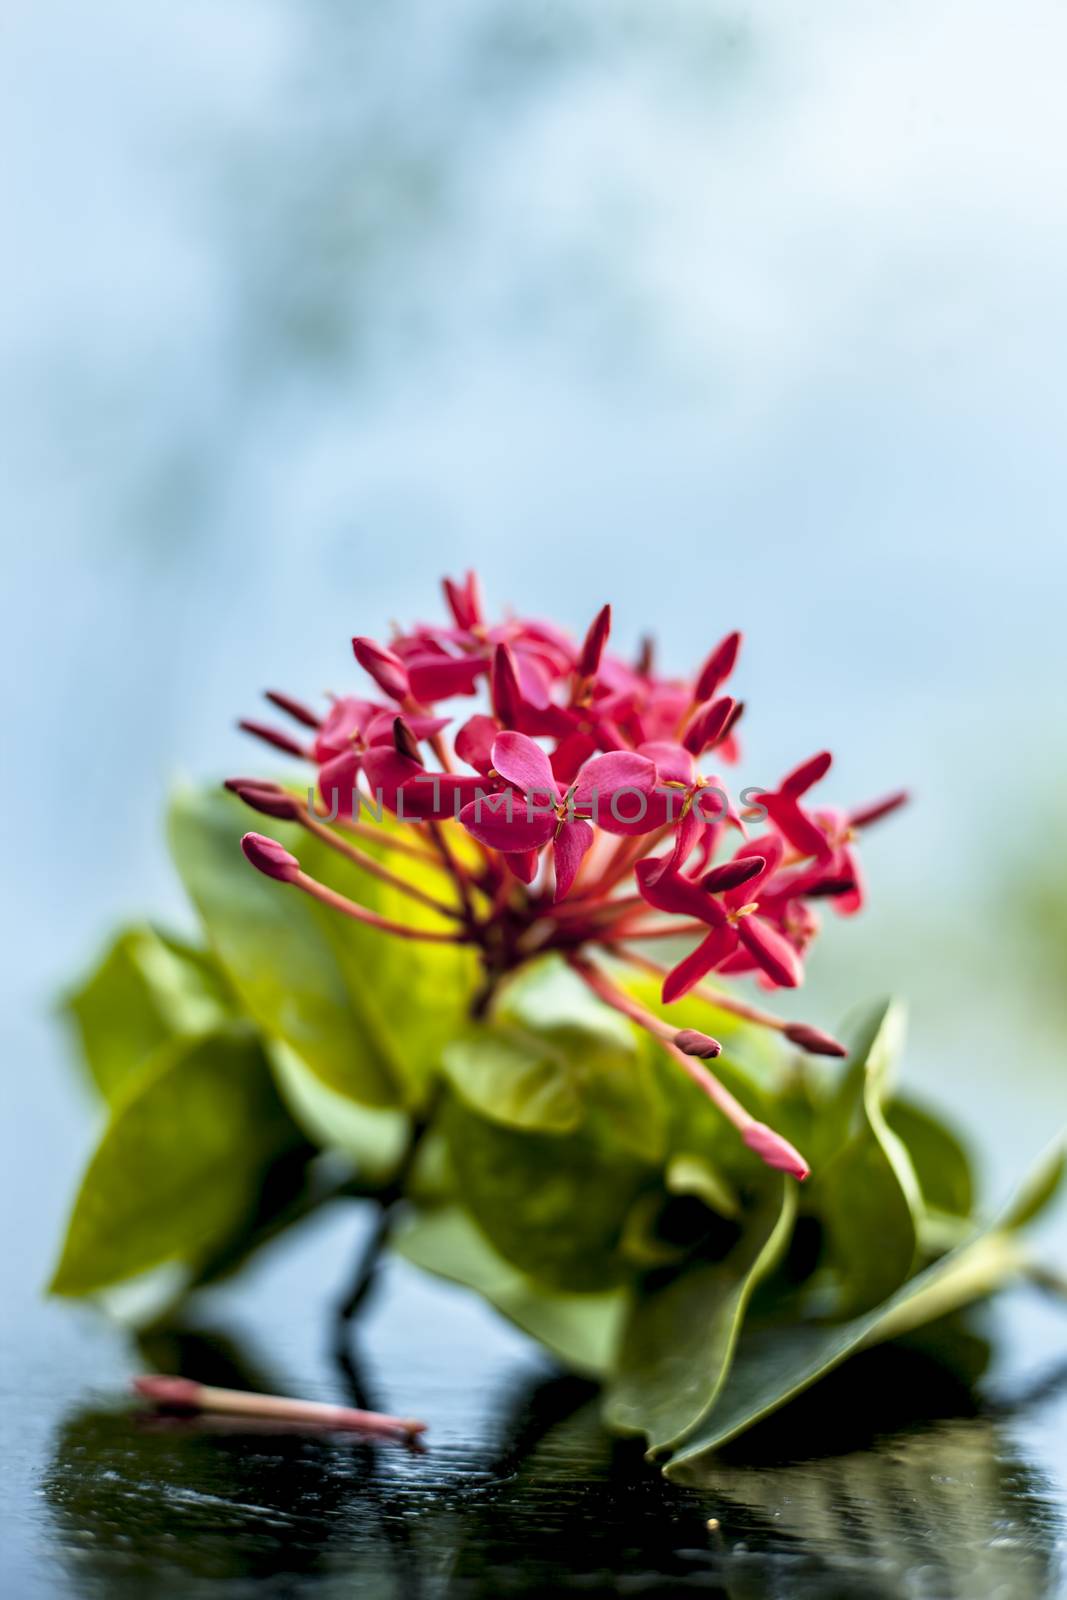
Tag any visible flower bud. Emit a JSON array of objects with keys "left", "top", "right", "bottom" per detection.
[
  {"left": 241, "top": 832, "right": 301, "bottom": 883},
  {"left": 674, "top": 1028, "right": 722, "bottom": 1059},
  {"left": 238, "top": 720, "right": 307, "bottom": 759},
  {"left": 352, "top": 637, "right": 410, "bottom": 701},
  {"left": 849, "top": 789, "right": 909, "bottom": 829},
  {"left": 702, "top": 855, "right": 765, "bottom": 893},
  {"left": 695, "top": 631, "right": 741, "bottom": 702},
  {"left": 684, "top": 695, "right": 737, "bottom": 756},
  {"left": 742, "top": 1121, "right": 810, "bottom": 1181},
  {"left": 783, "top": 1022, "right": 847, "bottom": 1057},
  {"left": 392, "top": 716, "right": 424, "bottom": 763},
  {"left": 491, "top": 642, "right": 522, "bottom": 724},
  {"left": 226, "top": 779, "right": 301, "bottom": 822},
  {"left": 442, "top": 570, "right": 484, "bottom": 630},
  {"left": 264, "top": 690, "right": 321, "bottom": 729},
  {"left": 577, "top": 604, "right": 611, "bottom": 679}
]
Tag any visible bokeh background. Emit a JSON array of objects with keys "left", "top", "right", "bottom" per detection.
[{"left": 3, "top": 0, "right": 1067, "bottom": 1589}]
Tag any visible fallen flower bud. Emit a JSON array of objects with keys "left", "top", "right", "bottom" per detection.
[{"left": 132, "top": 1376, "right": 427, "bottom": 1442}]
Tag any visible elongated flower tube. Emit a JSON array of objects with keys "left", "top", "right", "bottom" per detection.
[{"left": 234, "top": 574, "right": 905, "bottom": 1180}]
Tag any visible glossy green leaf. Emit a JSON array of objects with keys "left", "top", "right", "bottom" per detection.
[
  {"left": 442, "top": 1023, "right": 582, "bottom": 1133},
  {"left": 63, "top": 926, "right": 233, "bottom": 1101},
  {"left": 441, "top": 1092, "right": 652, "bottom": 1291},
  {"left": 168, "top": 786, "right": 478, "bottom": 1108},
  {"left": 816, "top": 1001, "right": 921, "bottom": 1315},
  {"left": 268, "top": 1040, "right": 412, "bottom": 1181},
  {"left": 818, "top": 996, "right": 907, "bottom": 1160},
  {"left": 394, "top": 1204, "right": 627, "bottom": 1376},
  {"left": 604, "top": 1179, "right": 795, "bottom": 1454},
  {"left": 50, "top": 1029, "right": 303, "bottom": 1296},
  {"left": 885, "top": 1097, "right": 974, "bottom": 1218},
  {"left": 998, "top": 1135, "right": 1065, "bottom": 1228},
  {"left": 663, "top": 1142, "right": 1061, "bottom": 1473},
  {"left": 666, "top": 1230, "right": 1025, "bottom": 1473},
  {"left": 665, "top": 1153, "right": 740, "bottom": 1219},
  {"left": 497, "top": 960, "right": 668, "bottom": 1159}
]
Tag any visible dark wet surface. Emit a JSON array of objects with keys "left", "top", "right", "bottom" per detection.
[{"left": 6, "top": 1189, "right": 1067, "bottom": 1600}]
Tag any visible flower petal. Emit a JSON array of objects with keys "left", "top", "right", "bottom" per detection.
[
  {"left": 638, "top": 741, "right": 695, "bottom": 786},
  {"left": 318, "top": 748, "right": 362, "bottom": 818},
  {"left": 635, "top": 859, "right": 721, "bottom": 924},
  {"left": 553, "top": 819, "right": 595, "bottom": 900},
  {"left": 505, "top": 849, "right": 541, "bottom": 883},
  {"left": 551, "top": 730, "right": 598, "bottom": 786},
  {"left": 736, "top": 915, "right": 803, "bottom": 988},
  {"left": 781, "top": 750, "right": 832, "bottom": 797},
  {"left": 361, "top": 746, "right": 424, "bottom": 812},
  {"left": 455, "top": 714, "right": 501, "bottom": 775},
  {"left": 662, "top": 927, "right": 737, "bottom": 1002},
  {"left": 573, "top": 750, "right": 658, "bottom": 833},
  {"left": 766, "top": 795, "right": 831, "bottom": 860},
  {"left": 458, "top": 796, "right": 556, "bottom": 852},
  {"left": 407, "top": 653, "right": 486, "bottom": 702},
  {"left": 490, "top": 730, "right": 561, "bottom": 800}
]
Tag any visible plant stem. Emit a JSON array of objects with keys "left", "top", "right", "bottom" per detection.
[{"left": 333, "top": 1098, "right": 439, "bottom": 1330}]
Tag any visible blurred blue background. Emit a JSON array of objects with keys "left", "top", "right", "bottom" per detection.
[{"left": 3, "top": 0, "right": 1067, "bottom": 1543}]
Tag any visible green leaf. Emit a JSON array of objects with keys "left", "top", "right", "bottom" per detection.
[
  {"left": 885, "top": 1097, "right": 974, "bottom": 1218},
  {"left": 268, "top": 1040, "right": 412, "bottom": 1181},
  {"left": 665, "top": 1154, "right": 740, "bottom": 1220},
  {"left": 816, "top": 1001, "right": 921, "bottom": 1315},
  {"left": 662, "top": 1142, "right": 1061, "bottom": 1473},
  {"left": 999, "top": 1135, "right": 1065, "bottom": 1229},
  {"left": 394, "top": 1204, "right": 627, "bottom": 1377},
  {"left": 604, "top": 1179, "right": 795, "bottom": 1454},
  {"left": 168, "top": 786, "right": 478, "bottom": 1108},
  {"left": 50, "top": 1029, "right": 303, "bottom": 1296},
  {"left": 818, "top": 996, "right": 907, "bottom": 1161},
  {"left": 497, "top": 959, "right": 668, "bottom": 1159},
  {"left": 63, "top": 926, "right": 233, "bottom": 1101},
  {"left": 441, "top": 1092, "right": 653, "bottom": 1292},
  {"left": 442, "top": 1023, "right": 582, "bottom": 1133}
]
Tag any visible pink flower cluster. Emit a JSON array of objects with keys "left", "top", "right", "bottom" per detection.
[{"left": 232, "top": 573, "right": 906, "bottom": 1181}]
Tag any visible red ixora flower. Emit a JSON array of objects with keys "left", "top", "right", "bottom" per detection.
[{"left": 233, "top": 572, "right": 907, "bottom": 1185}]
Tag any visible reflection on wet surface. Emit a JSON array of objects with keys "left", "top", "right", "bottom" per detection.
[{"left": 36, "top": 1312, "right": 1067, "bottom": 1599}]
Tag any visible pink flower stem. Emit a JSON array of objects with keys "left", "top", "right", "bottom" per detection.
[
  {"left": 425, "top": 820, "right": 478, "bottom": 927},
  {"left": 609, "top": 945, "right": 789, "bottom": 1031},
  {"left": 606, "top": 945, "right": 846, "bottom": 1057},
  {"left": 585, "top": 825, "right": 673, "bottom": 898},
  {"left": 567, "top": 955, "right": 810, "bottom": 1181},
  {"left": 565, "top": 954, "right": 679, "bottom": 1044},
  {"left": 297, "top": 808, "right": 464, "bottom": 919},
  {"left": 331, "top": 816, "right": 442, "bottom": 867},
  {"left": 611, "top": 920, "right": 712, "bottom": 940},
  {"left": 292, "top": 870, "right": 472, "bottom": 943}
]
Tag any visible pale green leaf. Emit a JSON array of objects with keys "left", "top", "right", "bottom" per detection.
[
  {"left": 394, "top": 1204, "right": 626, "bottom": 1377},
  {"left": 50, "top": 1029, "right": 302, "bottom": 1296}
]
